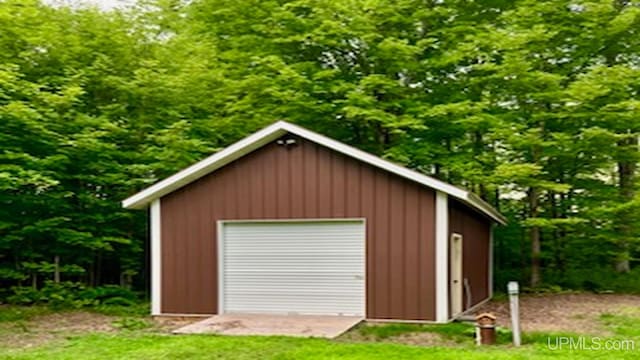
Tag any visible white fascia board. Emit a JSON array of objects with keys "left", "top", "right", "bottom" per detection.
[
  {"left": 464, "top": 192, "right": 508, "bottom": 225},
  {"left": 122, "top": 122, "right": 288, "bottom": 209}
]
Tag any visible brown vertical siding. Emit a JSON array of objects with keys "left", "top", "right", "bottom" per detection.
[
  {"left": 404, "top": 185, "right": 420, "bottom": 319},
  {"left": 448, "top": 199, "right": 491, "bottom": 314},
  {"left": 160, "top": 135, "right": 437, "bottom": 320},
  {"left": 418, "top": 193, "right": 436, "bottom": 319}
]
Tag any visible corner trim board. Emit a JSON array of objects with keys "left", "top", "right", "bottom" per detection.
[
  {"left": 435, "top": 191, "right": 449, "bottom": 322},
  {"left": 489, "top": 224, "right": 494, "bottom": 298},
  {"left": 217, "top": 220, "right": 224, "bottom": 315},
  {"left": 151, "top": 199, "right": 162, "bottom": 315}
]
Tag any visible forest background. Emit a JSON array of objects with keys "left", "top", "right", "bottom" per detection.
[{"left": 3, "top": 0, "right": 640, "bottom": 303}]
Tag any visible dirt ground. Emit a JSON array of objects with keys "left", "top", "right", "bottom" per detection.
[
  {"left": 390, "top": 332, "right": 457, "bottom": 347},
  {"left": 475, "top": 293, "right": 640, "bottom": 334},
  {"left": 152, "top": 316, "right": 205, "bottom": 331},
  {"left": 338, "top": 325, "right": 458, "bottom": 347},
  {"left": 0, "top": 311, "right": 199, "bottom": 350},
  {"left": 1, "top": 293, "right": 639, "bottom": 349},
  {"left": 0, "top": 312, "right": 117, "bottom": 349}
]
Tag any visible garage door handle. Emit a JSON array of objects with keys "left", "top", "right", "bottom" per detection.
[{"left": 354, "top": 275, "right": 364, "bottom": 280}]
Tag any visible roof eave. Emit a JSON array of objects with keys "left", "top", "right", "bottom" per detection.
[{"left": 465, "top": 192, "right": 508, "bottom": 225}]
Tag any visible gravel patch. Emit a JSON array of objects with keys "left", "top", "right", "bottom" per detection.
[{"left": 474, "top": 293, "right": 640, "bottom": 334}]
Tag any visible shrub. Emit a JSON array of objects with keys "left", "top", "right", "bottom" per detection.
[
  {"left": 6, "top": 282, "right": 141, "bottom": 310},
  {"left": 92, "top": 302, "right": 149, "bottom": 317},
  {"left": 555, "top": 267, "right": 640, "bottom": 293},
  {"left": 80, "top": 285, "right": 139, "bottom": 303},
  {"left": 6, "top": 286, "right": 43, "bottom": 305},
  {"left": 100, "top": 297, "right": 137, "bottom": 306},
  {"left": 39, "top": 281, "right": 96, "bottom": 309}
]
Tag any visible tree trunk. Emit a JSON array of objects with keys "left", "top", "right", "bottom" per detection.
[
  {"left": 615, "top": 136, "right": 636, "bottom": 273},
  {"left": 548, "top": 191, "right": 561, "bottom": 271},
  {"left": 558, "top": 192, "right": 569, "bottom": 273},
  {"left": 528, "top": 119, "right": 545, "bottom": 287},
  {"left": 529, "top": 187, "right": 541, "bottom": 287},
  {"left": 53, "top": 255, "right": 60, "bottom": 283},
  {"left": 474, "top": 131, "right": 489, "bottom": 200},
  {"left": 96, "top": 251, "right": 103, "bottom": 286},
  {"left": 479, "top": 183, "right": 488, "bottom": 201},
  {"left": 89, "top": 264, "right": 95, "bottom": 287}
]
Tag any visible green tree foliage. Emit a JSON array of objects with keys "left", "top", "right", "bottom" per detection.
[
  {"left": 0, "top": 0, "right": 153, "bottom": 291},
  {"left": 1, "top": 0, "right": 640, "bottom": 295}
]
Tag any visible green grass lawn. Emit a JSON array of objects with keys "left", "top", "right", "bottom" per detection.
[
  {"left": 3, "top": 332, "right": 639, "bottom": 360},
  {"left": 1, "top": 304, "right": 639, "bottom": 359}
]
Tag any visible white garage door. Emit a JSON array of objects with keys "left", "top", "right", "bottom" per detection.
[{"left": 220, "top": 220, "right": 365, "bottom": 316}]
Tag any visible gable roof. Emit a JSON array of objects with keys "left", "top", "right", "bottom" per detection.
[{"left": 122, "top": 121, "right": 506, "bottom": 224}]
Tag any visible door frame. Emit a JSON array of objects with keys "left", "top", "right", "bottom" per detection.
[
  {"left": 216, "top": 218, "right": 367, "bottom": 316},
  {"left": 450, "top": 232, "right": 463, "bottom": 317}
]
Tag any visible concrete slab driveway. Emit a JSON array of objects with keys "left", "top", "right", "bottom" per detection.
[{"left": 173, "top": 314, "right": 363, "bottom": 338}]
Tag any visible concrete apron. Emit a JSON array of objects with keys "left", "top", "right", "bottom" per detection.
[{"left": 173, "top": 313, "right": 363, "bottom": 338}]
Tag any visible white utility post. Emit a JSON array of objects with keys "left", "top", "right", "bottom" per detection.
[{"left": 508, "top": 281, "right": 521, "bottom": 346}]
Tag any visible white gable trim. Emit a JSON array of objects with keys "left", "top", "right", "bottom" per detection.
[{"left": 122, "top": 121, "right": 506, "bottom": 224}]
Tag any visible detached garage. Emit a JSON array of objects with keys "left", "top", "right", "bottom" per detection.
[{"left": 123, "top": 121, "right": 506, "bottom": 323}]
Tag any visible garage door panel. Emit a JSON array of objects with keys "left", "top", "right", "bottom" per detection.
[
  {"left": 221, "top": 221, "right": 365, "bottom": 316},
  {"left": 224, "top": 263, "right": 363, "bottom": 271},
  {"left": 226, "top": 292, "right": 364, "bottom": 300},
  {"left": 225, "top": 275, "right": 365, "bottom": 289}
]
